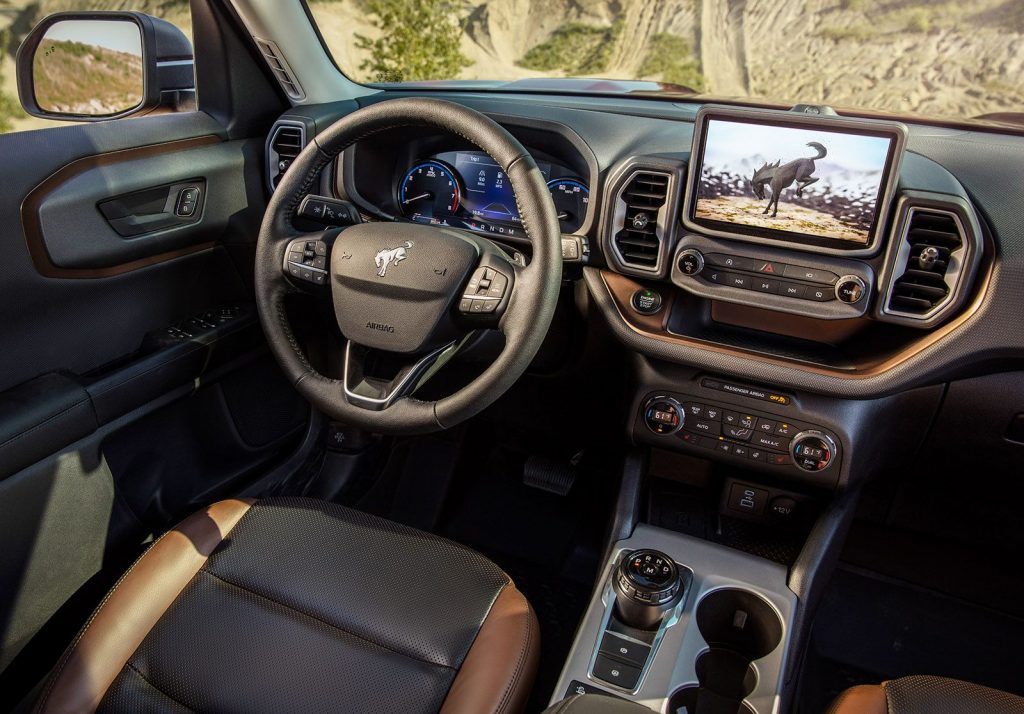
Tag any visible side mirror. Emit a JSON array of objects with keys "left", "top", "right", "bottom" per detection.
[{"left": 16, "top": 11, "right": 195, "bottom": 122}]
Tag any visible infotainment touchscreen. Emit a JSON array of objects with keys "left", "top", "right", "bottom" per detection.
[{"left": 684, "top": 107, "right": 906, "bottom": 253}]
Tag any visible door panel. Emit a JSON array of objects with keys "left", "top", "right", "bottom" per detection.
[{"left": 0, "top": 107, "right": 311, "bottom": 688}]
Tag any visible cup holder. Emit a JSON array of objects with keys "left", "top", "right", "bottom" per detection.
[{"left": 668, "top": 588, "right": 783, "bottom": 714}]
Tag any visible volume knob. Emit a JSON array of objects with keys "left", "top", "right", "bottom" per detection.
[{"left": 678, "top": 249, "right": 704, "bottom": 276}]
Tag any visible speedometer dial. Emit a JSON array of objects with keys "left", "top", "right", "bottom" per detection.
[
  {"left": 399, "top": 161, "right": 461, "bottom": 222},
  {"left": 547, "top": 178, "right": 590, "bottom": 233}
]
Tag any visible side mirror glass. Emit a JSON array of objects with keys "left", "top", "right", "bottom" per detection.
[
  {"left": 33, "top": 19, "right": 144, "bottom": 117},
  {"left": 17, "top": 12, "right": 195, "bottom": 122}
]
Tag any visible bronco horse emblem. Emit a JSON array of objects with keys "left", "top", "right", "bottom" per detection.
[{"left": 374, "top": 241, "right": 413, "bottom": 277}]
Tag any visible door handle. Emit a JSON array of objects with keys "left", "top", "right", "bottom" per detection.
[{"left": 99, "top": 180, "right": 205, "bottom": 237}]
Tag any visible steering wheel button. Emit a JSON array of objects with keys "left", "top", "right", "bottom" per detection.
[
  {"left": 480, "top": 300, "right": 497, "bottom": 313},
  {"left": 312, "top": 272, "right": 326, "bottom": 285},
  {"left": 470, "top": 300, "right": 486, "bottom": 313},
  {"left": 314, "top": 242, "right": 327, "bottom": 256},
  {"left": 459, "top": 298, "right": 472, "bottom": 312}
]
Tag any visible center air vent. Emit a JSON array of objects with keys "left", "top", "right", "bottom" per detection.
[
  {"left": 613, "top": 171, "right": 670, "bottom": 270},
  {"left": 266, "top": 121, "right": 306, "bottom": 192},
  {"left": 887, "top": 208, "right": 963, "bottom": 315}
]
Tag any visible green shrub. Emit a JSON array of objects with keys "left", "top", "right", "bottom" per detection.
[
  {"left": 638, "top": 33, "right": 705, "bottom": 92},
  {"left": 0, "top": 91, "right": 26, "bottom": 134},
  {"left": 518, "top": 21, "right": 622, "bottom": 76}
]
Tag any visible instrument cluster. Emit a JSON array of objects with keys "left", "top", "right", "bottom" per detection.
[{"left": 397, "top": 150, "right": 589, "bottom": 238}]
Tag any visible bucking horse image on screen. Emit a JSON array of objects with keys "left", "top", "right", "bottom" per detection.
[{"left": 750, "top": 142, "right": 828, "bottom": 218}]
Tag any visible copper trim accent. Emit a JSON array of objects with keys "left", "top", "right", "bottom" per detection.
[
  {"left": 35, "top": 498, "right": 255, "bottom": 714},
  {"left": 21, "top": 135, "right": 222, "bottom": 279},
  {"left": 710, "top": 301, "right": 868, "bottom": 346},
  {"left": 599, "top": 261, "right": 993, "bottom": 379}
]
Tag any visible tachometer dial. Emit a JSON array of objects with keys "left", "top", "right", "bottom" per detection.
[
  {"left": 547, "top": 178, "right": 590, "bottom": 233},
  {"left": 399, "top": 161, "right": 461, "bottom": 222}
]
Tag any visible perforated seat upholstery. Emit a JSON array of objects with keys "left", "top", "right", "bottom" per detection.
[
  {"left": 34, "top": 498, "right": 539, "bottom": 714},
  {"left": 829, "top": 676, "right": 1024, "bottom": 714}
]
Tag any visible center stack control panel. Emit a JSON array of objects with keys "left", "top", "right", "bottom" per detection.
[{"left": 633, "top": 381, "right": 842, "bottom": 485}]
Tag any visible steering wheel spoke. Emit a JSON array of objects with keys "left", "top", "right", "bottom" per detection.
[
  {"left": 342, "top": 338, "right": 467, "bottom": 411},
  {"left": 282, "top": 229, "right": 342, "bottom": 288},
  {"left": 455, "top": 247, "right": 517, "bottom": 325}
]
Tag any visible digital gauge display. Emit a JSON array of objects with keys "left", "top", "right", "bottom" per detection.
[{"left": 399, "top": 151, "right": 589, "bottom": 236}]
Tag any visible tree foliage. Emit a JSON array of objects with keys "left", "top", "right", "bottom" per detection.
[{"left": 355, "top": 0, "right": 470, "bottom": 83}]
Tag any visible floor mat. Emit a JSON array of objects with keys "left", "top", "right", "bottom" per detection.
[
  {"left": 798, "top": 565, "right": 1024, "bottom": 713},
  {"left": 438, "top": 422, "right": 619, "bottom": 712}
]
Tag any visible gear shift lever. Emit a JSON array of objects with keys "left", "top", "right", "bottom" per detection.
[{"left": 612, "top": 549, "right": 684, "bottom": 629}]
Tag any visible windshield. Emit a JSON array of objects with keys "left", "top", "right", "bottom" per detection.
[{"left": 307, "top": 0, "right": 1024, "bottom": 125}]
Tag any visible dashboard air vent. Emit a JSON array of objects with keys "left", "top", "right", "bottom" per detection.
[
  {"left": 613, "top": 172, "right": 670, "bottom": 269},
  {"left": 887, "top": 208, "right": 964, "bottom": 315},
  {"left": 267, "top": 122, "right": 306, "bottom": 192},
  {"left": 255, "top": 38, "right": 305, "bottom": 101}
]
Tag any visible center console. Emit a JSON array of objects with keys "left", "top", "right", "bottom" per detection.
[{"left": 553, "top": 526, "right": 796, "bottom": 713}]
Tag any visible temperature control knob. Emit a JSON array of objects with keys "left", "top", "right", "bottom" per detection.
[
  {"left": 643, "top": 397, "right": 683, "bottom": 435},
  {"left": 790, "top": 430, "right": 837, "bottom": 472},
  {"left": 678, "top": 249, "right": 705, "bottom": 276}
]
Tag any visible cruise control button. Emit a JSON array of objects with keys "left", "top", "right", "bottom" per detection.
[
  {"left": 314, "top": 241, "right": 327, "bottom": 256},
  {"left": 480, "top": 300, "right": 497, "bottom": 313},
  {"left": 593, "top": 655, "right": 641, "bottom": 690},
  {"left": 783, "top": 265, "right": 839, "bottom": 285},
  {"left": 470, "top": 300, "right": 486, "bottom": 313}
]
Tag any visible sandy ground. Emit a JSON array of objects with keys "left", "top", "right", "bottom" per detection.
[{"left": 695, "top": 195, "right": 868, "bottom": 243}]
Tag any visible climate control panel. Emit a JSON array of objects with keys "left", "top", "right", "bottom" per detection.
[{"left": 638, "top": 391, "right": 842, "bottom": 482}]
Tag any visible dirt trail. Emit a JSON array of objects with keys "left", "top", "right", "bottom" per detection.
[{"left": 697, "top": 0, "right": 749, "bottom": 96}]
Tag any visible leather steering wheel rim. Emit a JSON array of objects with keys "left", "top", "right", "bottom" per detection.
[{"left": 254, "top": 98, "right": 563, "bottom": 434}]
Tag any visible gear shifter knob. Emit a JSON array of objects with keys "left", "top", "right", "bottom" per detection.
[{"left": 613, "top": 549, "right": 683, "bottom": 629}]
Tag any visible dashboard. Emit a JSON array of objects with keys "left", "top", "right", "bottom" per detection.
[{"left": 271, "top": 90, "right": 1024, "bottom": 494}]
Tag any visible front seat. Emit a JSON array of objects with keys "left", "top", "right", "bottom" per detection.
[
  {"left": 829, "top": 676, "right": 1024, "bottom": 714},
  {"left": 33, "top": 498, "right": 539, "bottom": 713}
]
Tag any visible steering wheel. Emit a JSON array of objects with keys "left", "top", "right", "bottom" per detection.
[{"left": 254, "top": 98, "right": 562, "bottom": 434}]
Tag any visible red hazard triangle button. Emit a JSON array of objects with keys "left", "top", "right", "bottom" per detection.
[{"left": 758, "top": 262, "right": 778, "bottom": 274}]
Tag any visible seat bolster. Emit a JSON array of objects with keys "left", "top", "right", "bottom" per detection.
[
  {"left": 34, "top": 499, "right": 255, "bottom": 714},
  {"left": 440, "top": 582, "right": 540, "bottom": 714},
  {"left": 826, "top": 684, "right": 888, "bottom": 714}
]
